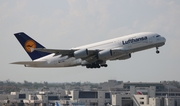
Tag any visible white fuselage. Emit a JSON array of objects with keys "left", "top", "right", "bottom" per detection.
[{"left": 28, "top": 32, "right": 166, "bottom": 68}]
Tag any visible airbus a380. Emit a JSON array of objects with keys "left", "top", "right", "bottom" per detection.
[{"left": 11, "top": 32, "right": 166, "bottom": 68}]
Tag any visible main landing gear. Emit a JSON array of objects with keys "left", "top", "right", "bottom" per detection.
[
  {"left": 156, "top": 47, "right": 160, "bottom": 54},
  {"left": 86, "top": 63, "right": 108, "bottom": 69}
]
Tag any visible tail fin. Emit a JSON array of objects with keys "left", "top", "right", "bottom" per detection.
[{"left": 14, "top": 32, "right": 50, "bottom": 60}]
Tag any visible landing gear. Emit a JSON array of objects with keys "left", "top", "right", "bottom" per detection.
[
  {"left": 86, "top": 63, "right": 108, "bottom": 69},
  {"left": 86, "top": 63, "right": 100, "bottom": 69},
  {"left": 156, "top": 47, "right": 160, "bottom": 54},
  {"left": 100, "top": 64, "right": 108, "bottom": 67},
  {"left": 156, "top": 50, "right": 160, "bottom": 54}
]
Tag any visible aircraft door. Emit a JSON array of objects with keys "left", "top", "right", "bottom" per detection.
[
  {"left": 127, "top": 38, "right": 132, "bottom": 48},
  {"left": 149, "top": 36, "right": 153, "bottom": 43}
]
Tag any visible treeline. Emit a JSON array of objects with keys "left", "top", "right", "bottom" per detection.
[
  {"left": 0, "top": 80, "right": 98, "bottom": 93},
  {"left": 0, "top": 80, "right": 58, "bottom": 93},
  {"left": 1, "top": 80, "right": 180, "bottom": 93},
  {"left": 161, "top": 80, "right": 180, "bottom": 88}
]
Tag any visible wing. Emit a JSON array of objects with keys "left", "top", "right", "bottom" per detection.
[
  {"left": 33, "top": 48, "right": 101, "bottom": 64},
  {"left": 33, "top": 47, "right": 128, "bottom": 59},
  {"left": 32, "top": 48, "right": 98, "bottom": 57},
  {"left": 10, "top": 61, "right": 46, "bottom": 65},
  {"left": 32, "top": 48, "right": 75, "bottom": 56}
]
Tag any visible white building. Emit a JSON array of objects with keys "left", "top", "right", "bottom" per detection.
[{"left": 1, "top": 81, "right": 180, "bottom": 106}]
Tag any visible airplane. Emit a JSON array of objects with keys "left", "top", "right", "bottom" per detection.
[{"left": 11, "top": 32, "right": 166, "bottom": 69}]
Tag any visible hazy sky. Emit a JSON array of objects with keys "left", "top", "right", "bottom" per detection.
[{"left": 0, "top": 0, "right": 180, "bottom": 83}]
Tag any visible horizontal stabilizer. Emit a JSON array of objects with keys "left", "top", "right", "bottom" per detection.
[{"left": 10, "top": 61, "right": 46, "bottom": 65}]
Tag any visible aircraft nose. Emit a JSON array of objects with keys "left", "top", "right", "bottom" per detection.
[{"left": 162, "top": 36, "right": 166, "bottom": 42}]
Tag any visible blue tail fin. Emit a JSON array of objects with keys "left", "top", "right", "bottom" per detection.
[{"left": 14, "top": 32, "right": 50, "bottom": 60}]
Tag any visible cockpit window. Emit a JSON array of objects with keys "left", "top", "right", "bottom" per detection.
[{"left": 156, "top": 35, "right": 160, "bottom": 37}]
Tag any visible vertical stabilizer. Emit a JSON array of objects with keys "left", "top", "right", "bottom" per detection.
[{"left": 14, "top": 32, "right": 50, "bottom": 60}]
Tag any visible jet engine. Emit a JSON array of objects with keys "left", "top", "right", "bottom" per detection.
[
  {"left": 74, "top": 49, "right": 89, "bottom": 58},
  {"left": 98, "top": 49, "right": 113, "bottom": 60}
]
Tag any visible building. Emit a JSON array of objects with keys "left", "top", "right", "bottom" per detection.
[{"left": 0, "top": 80, "right": 180, "bottom": 106}]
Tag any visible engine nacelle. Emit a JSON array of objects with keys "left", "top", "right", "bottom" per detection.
[
  {"left": 118, "top": 53, "right": 131, "bottom": 60},
  {"left": 74, "top": 49, "right": 89, "bottom": 58},
  {"left": 98, "top": 49, "right": 113, "bottom": 60}
]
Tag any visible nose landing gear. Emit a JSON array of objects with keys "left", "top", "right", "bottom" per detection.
[{"left": 156, "top": 47, "right": 160, "bottom": 54}]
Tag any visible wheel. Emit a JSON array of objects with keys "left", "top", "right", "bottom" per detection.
[
  {"left": 86, "top": 65, "right": 90, "bottom": 68},
  {"left": 100, "top": 64, "right": 108, "bottom": 67},
  {"left": 96, "top": 66, "right": 100, "bottom": 68},
  {"left": 156, "top": 50, "right": 160, "bottom": 54}
]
